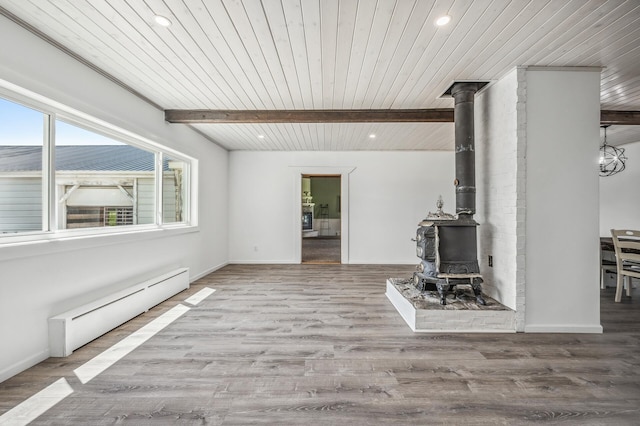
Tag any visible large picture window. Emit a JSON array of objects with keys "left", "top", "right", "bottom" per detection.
[{"left": 0, "top": 90, "right": 194, "bottom": 241}]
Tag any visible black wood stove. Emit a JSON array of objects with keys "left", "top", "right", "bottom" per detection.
[{"left": 412, "top": 82, "right": 487, "bottom": 306}]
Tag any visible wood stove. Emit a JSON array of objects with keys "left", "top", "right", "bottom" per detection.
[
  {"left": 412, "top": 210, "right": 485, "bottom": 305},
  {"left": 412, "top": 82, "right": 488, "bottom": 305}
]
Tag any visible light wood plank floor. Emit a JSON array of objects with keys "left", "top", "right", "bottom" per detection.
[{"left": 1, "top": 264, "right": 639, "bottom": 425}]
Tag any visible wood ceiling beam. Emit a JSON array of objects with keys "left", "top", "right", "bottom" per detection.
[
  {"left": 165, "top": 109, "right": 640, "bottom": 125},
  {"left": 164, "top": 109, "right": 455, "bottom": 123},
  {"left": 600, "top": 110, "right": 640, "bottom": 125}
]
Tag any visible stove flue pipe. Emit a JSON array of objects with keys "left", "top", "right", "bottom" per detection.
[{"left": 451, "top": 82, "right": 482, "bottom": 219}]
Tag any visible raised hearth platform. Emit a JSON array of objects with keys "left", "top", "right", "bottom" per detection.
[{"left": 386, "top": 278, "right": 516, "bottom": 333}]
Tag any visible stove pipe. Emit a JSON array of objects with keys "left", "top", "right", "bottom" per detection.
[{"left": 451, "top": 82, "right": 482, "bottom": 219}]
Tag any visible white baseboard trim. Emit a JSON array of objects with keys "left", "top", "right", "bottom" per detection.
[
  {"left": 0, "top": 349, "right": 49, "bottom": 383},
  {"left": 524, "top": 324, "right": 603, "bottom": 333},
  {"left": 191, "top": 262, "right": 228, "bottom": 281}
]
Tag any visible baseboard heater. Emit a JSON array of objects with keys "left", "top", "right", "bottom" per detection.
[{"left": 48, "top": 267, "right": 189, "bottom": 357}]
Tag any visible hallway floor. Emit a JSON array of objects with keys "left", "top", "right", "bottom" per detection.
[{"left": 301, "top": 236, "right": 341, "bottom": 264}]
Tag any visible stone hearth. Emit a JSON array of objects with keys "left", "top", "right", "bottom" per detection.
[{"left": 386, "top": 278, "right": 515, "bottom": 332}]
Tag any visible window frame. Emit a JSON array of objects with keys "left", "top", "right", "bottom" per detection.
[{"left": 0, "top": 81, "right": 197, "bottom": 246}]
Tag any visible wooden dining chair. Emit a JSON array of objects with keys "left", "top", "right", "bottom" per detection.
[
  {"left": 611, "top": 229, "right": 640, "bottom": 302},
  {"left": 600, "top": 257, "right": 617, "bottom": 289}
]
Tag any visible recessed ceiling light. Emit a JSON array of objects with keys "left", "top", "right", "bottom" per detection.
[
  {"left": 154, "top": 15, "right": 172, "bottom": 27},
  {"left": 369, "top": 134, "right": 376, "bottom": 139},
  {"left": 258, "top": 134, "right": 265, "bottom": 139},
  {"left": 435, "top": 15, "right": 451, "bottom": 26}
]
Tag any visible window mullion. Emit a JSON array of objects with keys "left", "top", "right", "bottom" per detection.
[
  {"left": 43, "top": 114, "right": 56, "bottom": 232},
  {"left": 156, "top": 152, "right": 163, "bottom": 225}
]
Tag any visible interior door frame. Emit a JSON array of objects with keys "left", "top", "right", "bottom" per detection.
[{"left": 292, "top": 166, "right": 355, "bottom": 264}]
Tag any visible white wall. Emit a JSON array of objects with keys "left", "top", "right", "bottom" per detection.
[
  {"left": 524, "top": 67, "right": 602, "bottom": 333},
  {"left": 600, "top": 141, "right": 640, "bottom": 236},
  {"left": 228, "top": 151, "right": 455, "bottom": 264},
  {"left": 0, "top": 15, "right": 228, "bottom": 381},
  {"left": 475, "top": 69, "right": 523, "bottom": 320}
]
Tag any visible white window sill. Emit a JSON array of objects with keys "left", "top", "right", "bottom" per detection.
[{"left": 0, "top": 225, "right": 199, "bottom": 262}]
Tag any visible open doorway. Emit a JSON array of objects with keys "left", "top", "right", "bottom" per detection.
[{"left": 301, "top": 175, "right": 341, "bottom": 264}]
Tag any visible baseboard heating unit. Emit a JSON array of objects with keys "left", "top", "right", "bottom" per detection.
[{"left": 48, "top": 267, "right": 189, "bottom": 357}]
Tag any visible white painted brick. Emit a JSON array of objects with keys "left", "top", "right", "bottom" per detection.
[{"left": 475, "top": 67, "right": 526, "bottom": 331}]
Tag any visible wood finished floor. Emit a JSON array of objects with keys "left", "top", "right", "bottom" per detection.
[
  {"left": 1, "top": 264, "right": 639, "bottom": 425},
  {"left": 301, "top": 237, "right": 341, "bottom": 264}
]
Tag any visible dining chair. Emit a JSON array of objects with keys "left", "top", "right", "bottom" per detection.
[
  {"left": 611, "top": 229, "right": 640, "bottom": 302},
  {"left": 600, "top": 257, "right": 617, "bottom": 289}
]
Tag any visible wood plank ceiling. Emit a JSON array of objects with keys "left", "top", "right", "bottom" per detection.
[{"left": 1, "top": 0, "right": 639, "bottom": 151}]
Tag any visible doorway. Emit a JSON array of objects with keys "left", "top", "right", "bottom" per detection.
[{"left": 301, "top": 175, "right": 341, "bottom": 264}]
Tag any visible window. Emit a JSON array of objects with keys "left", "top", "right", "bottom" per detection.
[
  {"left": 0, "top": 97, "right": 45, "bottom": 234},
  {"left": 162, "top": 155, "right": 188, "bottom": 224},
  {"left": 55, "top": 119, "right": 157, "bottom": 229},
  {"left": 0, "top": 87, "right": 194, "bottom": 241}
]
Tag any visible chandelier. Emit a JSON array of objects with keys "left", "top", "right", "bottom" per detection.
[{"left": 599, "top": 125, "right": 627, "bottom": 177}]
